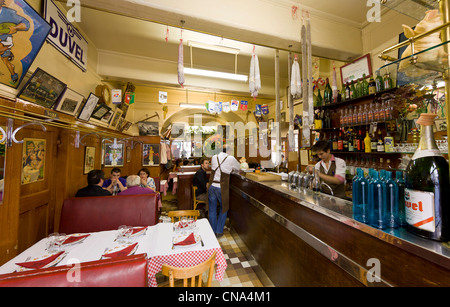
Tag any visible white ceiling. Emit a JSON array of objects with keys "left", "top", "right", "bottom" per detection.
[{"left": 74, "top": 0, "right": 408, "bottom": 93}]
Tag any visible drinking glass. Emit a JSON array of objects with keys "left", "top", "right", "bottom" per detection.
[
  {"left": 118, "top": 225, "right": 128, "bottom": 243},
  {"left": 46, "top": 232, "right": 59, "bottom": 252},
  {"left": 54, "top": 233, "right": 66, "bottom": 251}
]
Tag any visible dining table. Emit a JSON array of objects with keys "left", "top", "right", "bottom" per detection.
[{"left": 0, "top": 218, "right": 227, "bottom": 287}]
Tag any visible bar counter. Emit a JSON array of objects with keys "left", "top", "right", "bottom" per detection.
[{"left": 229, "top": 172, "right": 450, "bottom": 287}]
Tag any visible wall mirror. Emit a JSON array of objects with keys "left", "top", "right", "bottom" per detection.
[{"left": 0, "top": 127, "right": 6, "bottom": 204}]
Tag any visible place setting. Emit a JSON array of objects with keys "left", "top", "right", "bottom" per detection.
[
  {"left": 100, "top": 225, "right": 148, "bottom": 260},
  {"left": 171, "top": 218, "right": 204, "bottom": 249}
]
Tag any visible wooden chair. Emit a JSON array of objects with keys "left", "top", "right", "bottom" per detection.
[
  {"left": 192, "top": 186, "right": 206, "bottom": 210},
  {"left": 168, "top": 210, "right": 200, "bottom": 222},
  {"left": 161, "top": 251, "right": 216, "bottom": 287}
]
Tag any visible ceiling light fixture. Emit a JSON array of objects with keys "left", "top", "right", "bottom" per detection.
[
  {"left": 188, "top": 41, "right": 240, "bottom": 55},
  {"left": 184, "top": 67, "right": 248, "bottom": 82}
]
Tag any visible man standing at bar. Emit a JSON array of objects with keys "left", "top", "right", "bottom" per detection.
[
  {"left": 208, "top": 145, "right": 240, "bottom": 237},
  {"left": 309, "top": 140, "right": 346, "bottom": 198}
]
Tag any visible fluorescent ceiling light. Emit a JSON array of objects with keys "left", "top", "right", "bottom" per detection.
[
  {"left": 188, "top": 41, "right": 240, "bottom": 55},
  {"left": 179, "top": 103, "right": 206, "bottom": 109},
  {"left": 184, "top": 68, "right": 248, "bottom": 82}
]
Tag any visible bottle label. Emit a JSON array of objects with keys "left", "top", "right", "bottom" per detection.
[
  {"left": 405, "top": 189, "right": 435, "bottom": 232},
  {"left": 412, "top": 149, "right": 443, "bottom": 161}
]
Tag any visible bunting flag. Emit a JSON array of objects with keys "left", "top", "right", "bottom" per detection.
[
  {"left": 255, "top": 104, "right": 262, "bottom": 116},
  {"left": 261, "top": 104, "right": 269, "bottom": 115},
  {"left": 124, "top": 92, "right": 135, "bottom": 105},
  {"left": 222, "top": 101, "right": 230, "bottom": 113},
  {"left": 215, "top": 101, "right": 222, "bottom": 114},
  {"left": 208, "top": 101, "right": 216, "bottom": 113},
  {"left": 231, "top": 100, "right": 239, "bottom": 111},
  {"left": 240, "top": 100, "right": 248, "bottom": 111}
]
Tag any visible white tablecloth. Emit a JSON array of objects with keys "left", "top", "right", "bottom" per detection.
[{"left": 0, "top": 219, "right": 227, "bottom": 287}]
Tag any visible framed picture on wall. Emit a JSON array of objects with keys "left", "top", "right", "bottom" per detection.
[
  {"left": 0, "top": 0, "right": 51, "bottom": 89},
  {"left": 78, "top": 93, "right": 99, "bottom": 121},
  {"left": 90, "top": 103, "right": 112, "bottom": 121},
  {"left": 21, "top": 138, "right": 46, "bottom": 185},
  {"left": 109, "top": 108, "right": 123, "bottom": 129},
  {"left": 142, "top": 143, "right": 160, "bottom": 166},
  {"left": 103, "top": 143, "right": 124, "bottom": 167},
  {"left": 100, "top": 109, "right": 114, "bottom": 125},
  {"left": 84, "top": 146, "right": 96, "bottom": 174},
  {"left": 17, "top": 68, "right": 67, "bottom": 109},
  {"left": 53, "top": 88, "right": 84, "bottom": 116}
]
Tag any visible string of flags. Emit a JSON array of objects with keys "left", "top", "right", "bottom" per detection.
[{"left": 204, "top": 100, "right": 269, "bottom": 115}]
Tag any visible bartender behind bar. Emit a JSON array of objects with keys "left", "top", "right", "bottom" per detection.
[{"left": 308, "top": 140, "right": 346, "bottom": 198}]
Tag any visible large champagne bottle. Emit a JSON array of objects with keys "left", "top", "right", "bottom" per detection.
[{"left": 404, "top": 113, "right": 450, "bottom": 241}]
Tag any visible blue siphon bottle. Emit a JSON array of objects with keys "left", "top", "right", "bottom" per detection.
[
  {"left": 369, "top": 170, "right": 387, "bottom": 229},
  {"left": 385, "top": 171, "right": 399, "bottom": 228},
  {"left": 395, "top": 171, "right": 406, "bottom": 226}
]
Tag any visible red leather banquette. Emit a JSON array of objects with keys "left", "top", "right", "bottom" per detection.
[
  {"left": 59, "top": 194, "right": 159, "bottom": 234},
  {"left": 0, "top": 254, "right": 148, "bottom": 287}
]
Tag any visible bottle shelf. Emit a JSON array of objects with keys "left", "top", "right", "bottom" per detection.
[
  {"left": 331, "top": 151, "right": 402, "bottom": 155},
  {"left": 314, "top": 87, "right": 398, "bottom": 111}
]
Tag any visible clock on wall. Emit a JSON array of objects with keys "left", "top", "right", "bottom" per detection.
[{"left": 95, "top": 84, "right": 111, "bottom": 104}]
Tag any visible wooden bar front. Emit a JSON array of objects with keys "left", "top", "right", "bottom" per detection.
[{"left": 229, "top": 173, "right": 450, "bottom": 287}]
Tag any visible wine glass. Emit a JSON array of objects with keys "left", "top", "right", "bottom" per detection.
[
  {"left": 46, "top": 232, "right": 59, "bottom": 252},
  {"left": 118, "top": 225, "right": 128, "bottom": 243},
  {"left": 54, "top": 233, "right": 66, "bottom": 252}
]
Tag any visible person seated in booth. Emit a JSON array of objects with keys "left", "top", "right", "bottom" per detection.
[
  {"left": 193, "top": 158, "right": 210, "bottom": 214},
  {"left": 173, "top": 159, "right": 182, "bottom": 172},
  {"left": 118, "top": 175, "right": 156, "bottom": 196},
  {"left": 75, "top": 170, "right": 112, "bottom": 197},
  {"left": 103, "top": 167, "right": 127, "bottom": 195},
  {"left": 137, "top": 167, "right": 156, "bottom": 191},
  {"left": 307, "top": 140, "right": 346, "bottom": 199}
]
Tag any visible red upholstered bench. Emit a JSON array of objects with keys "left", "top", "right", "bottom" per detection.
[
  {"left": 0, "top": 254, "right": 148, "bottom": 287},
  {"left": 59, "top": 194, "right": 158, "bottom": 234}
]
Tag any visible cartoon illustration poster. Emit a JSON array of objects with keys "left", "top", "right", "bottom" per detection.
[{"left": 0, "top": 0, "right": 51, "bottom": 88}]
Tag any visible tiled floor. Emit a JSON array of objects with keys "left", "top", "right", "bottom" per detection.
[{"left": 160, "top": 192, "right": 273, "bottom": 287}]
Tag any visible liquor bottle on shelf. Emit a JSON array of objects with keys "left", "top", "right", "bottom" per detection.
[
  {"left": 337, "top": 131, "right": 343, "bottom": 151},
  {"left": 357, "top": 105, "right": 363, "bottom": 124},
  {"left": 363, "top": 158, "right": 371, "bottom": 177},
  {"left": 385, "top": 100, "right": 393, "bottom": 120},
  {"left": 351, "top": 81, "right": 357, "bottom": 99},
  {"left": 314, "top": 111, "right": 322, "bottom": 130},
  {"left": 343, "top": 131, "right": 348, "bottom": 152},
  {"left": 395, "top": 171, "right": 406, "bottom": 226},
  {"left": 359, "top": 129, "right": 365, "bottom": 152},
  {"left": 364, "top": 131, "right": 371, "bottom": 153},
  {"left": 348, "top": 130, "right": 354, "bottom": 152},
  {"left": 384, "top": 133, "right": 394, "bottom": 153},
  {"left": 353, "top": 168, "right": 369, "bottom": 224},
  {"left": 377, "top": 130, "right": 385, "bottom": 152},
  {"left": 316, "top": 88, "right": 323, "bottom": 107},
  {"left": 352, "top": 106, "right": 358, "bottom": 125},
  {"left": 368, "top": 76, "right": 376, "bottom": 95},
  {"left": 368, "top": 104, "right": 374, "bottom": 123},
  {"left": 324, "top": 78, "right": 332, "bottom": 105},
  {"left": 339, "top": 109, "right": 344, "bottom": 128},
  {"left": 370, "top": 157, "right": 378, "bottom": 170},
  {"left": 363, "top": 104, "right": 369, "bottom": 124},
  {"left": 362, "top": 74, "right": 369, "bottom": 96},
  {"left": 379, "top": 101, "right": 386, "bottom": 122},
  {"left": 375, "top": 72, "right": 384, "bottom": 92},
  {"left": 355, "top": 129, "right": 362, "bottom": 151},
  {"left": 383, "top": 72, "right": 393, "bottom": 90},
  {"left": 369, "top": 170, "right": 387, "bottom": 229},
  {"left": 374, "top": 103, "right": 380, "bottom": 122},
  {"left": 356, "top": 79, "right": 362, "bottom": 98},
  {"left": 324, "top": 110, "right": 331, "bottom": 129},
  {"left": 332, "top": 133, "right": 338, "bottom": 151},
  {"left": 341, "top": 85, "right": 346, "bottom": 102},
  {"left": 404, "top": 113, "right": 450, "bottom": 241},
  {"left": 371, "top": 132, "right": 378, "bottom": 152},
  {"left": 345, "top": 82, "right": 351, "bottom": 100}
]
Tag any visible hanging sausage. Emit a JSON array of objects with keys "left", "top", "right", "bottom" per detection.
[
  {"left": 249, "top": 46, "right": 261, "bottom": 99},
  {"left": 290, "top": 54, "right": 302, "bottom": 99}
]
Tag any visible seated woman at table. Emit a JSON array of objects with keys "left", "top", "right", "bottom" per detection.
[
  {"left": 173, "top": 158, "right": 182, "bottom": 172},
  {"left": 137, "top": 167, "right": 156, "bottom": 191},
  {"left": 118, "top": 175, "right": 156, "bottom": 196}
]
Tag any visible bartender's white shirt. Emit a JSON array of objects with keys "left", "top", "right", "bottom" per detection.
[
  {"left": 211, "top": 152, "right": 241, "bottom": 188},
  {"left": 314, "top": 155, "right": 346, "bottom": 184}
]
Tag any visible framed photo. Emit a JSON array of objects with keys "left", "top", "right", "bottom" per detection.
[
  {"left": 17, "top": 68, "right": 67, "bottom": 109},
  {"left": 0, "top": 1, "right": 51, "bottom": 88},
  {"left": 78, "top": 93, "right": 99, "bottom": 121},
  {"left": 90, "top": 103, "right": 112, "bottom": 121},
  {"left": 143, "top": 143, "right": 160, "bottom": 166},
  {"left": 340, "top": 53, "right": 372, "bottom": 85},
  {"left": 126, "top": 146, "right": 131, "bottom": 163},
  {"left": 103, "top": 143, "right": 124, "bottom": 167},
  {"left": 138, "top": 121, "right": 159, "bottom": 136},
  {"left": 100, "top": 109, "right": 114, "bottom": 125},
  {"left": 53, "top": 88, "right": 84, "bottom": 116},
  {"left": 120, "top": 120, "right": 132, "bottom": 132},
  {"left": 109, "top": 108, "right": 123, "bottom": 129},
  {"left": 21, "top": 138, "right": 46, "bottom": 185},
  {"left": 84, "top": 146, "right": 95, "bottom": 174}
]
